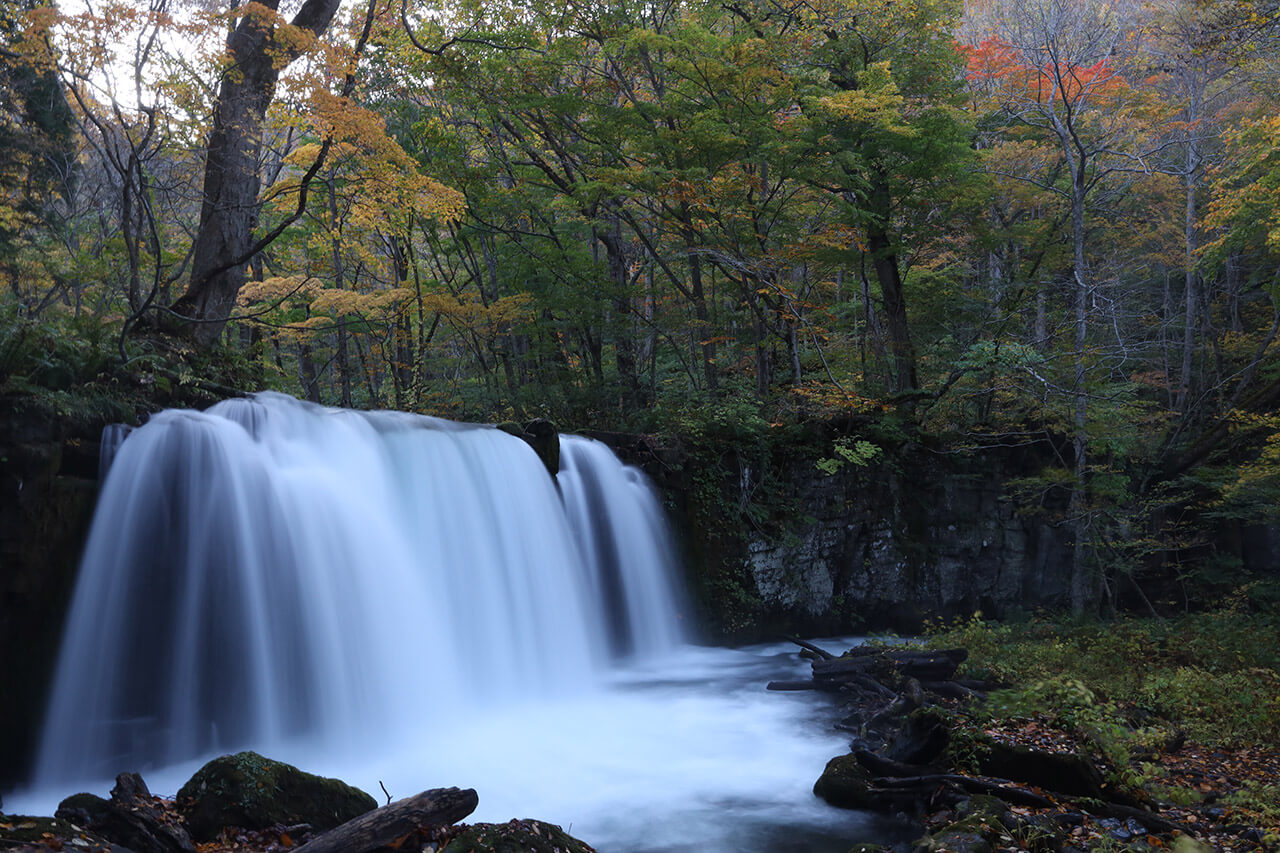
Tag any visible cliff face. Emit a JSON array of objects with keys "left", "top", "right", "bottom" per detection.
[
  {"left": 0, "top": 405, "right": 103, "bottom": 789},
  {"left": 733, "top": 454, "right": 1073, "bottom": 635},
  {"left": 593, "top": 429, "right": 1079, "bottom": 640}
]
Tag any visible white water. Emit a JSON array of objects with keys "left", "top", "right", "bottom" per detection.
[{"left": 13, "top": 392, "right": 903, "bottom": 850}]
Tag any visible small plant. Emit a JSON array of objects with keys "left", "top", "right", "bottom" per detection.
[{"left": 815, "top": 436, "right": 882, "bottom": 475}]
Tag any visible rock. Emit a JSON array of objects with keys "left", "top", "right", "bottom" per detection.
[
  {"left": 524, "top": 419, "right": 559, "bottom": 475},
  {"left": 847, "top": 845, "right": 893, "bottom": 852},
  {"left": 441, "top": 819, "right": 595, "bottom": 853},
  {"left": 49, "top": 773, "right": 197, "bottom": 853},
  {"left": 54, "top": 792, "right": 112, "bottom": 827},
  {"left": 813, "top": 754, "right": 877, "bottom": 810},
  {"left": 176, "top": 751, "right": 377, "bottom": 842},
  {"left": 974, "top": 739, "right": 1105, "bottom": 799}
]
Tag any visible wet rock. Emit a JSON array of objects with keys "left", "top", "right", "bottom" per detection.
[
  {"left": 524, "top": 420, "right": 559, "bottom": 475},
  {"left": 813, "top": 754, "right": 877, "bottom": 810},
  {"left": 441, "top": 818, "right": 594, "bottom": 853},
  {"left": 176, "top": 751, "right": 376, "bottom": 842}
]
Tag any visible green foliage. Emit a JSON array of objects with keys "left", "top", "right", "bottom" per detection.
[
  {"left": 815, "top": 436, "right": 882, "bottom": 475},
  {"left": 929, "top": 613, "right": 1280, "bottom": 747}
]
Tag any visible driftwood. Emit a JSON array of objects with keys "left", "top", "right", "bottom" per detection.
[{"left": 292, "top": 787, "right": 478, "bottom": 853}]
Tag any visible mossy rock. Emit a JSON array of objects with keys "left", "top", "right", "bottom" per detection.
[
  {"left": 523, "top": 419, "right": 560, "bottom": 475},
  {"left": 54, "top": 792, "right": 112, "bottom": 827},
  {"left": 441, "top": 819, "right": 595, "bottom": 853},
  {"left": 176, "top": 751, "right": 376, "bottom": 841},
  {"left": 813, "top": 754, "right": 877, "bottom": 810}
]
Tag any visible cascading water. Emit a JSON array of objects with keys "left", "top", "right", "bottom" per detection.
[
  {"left": 34, "top": 392, "right": 686, "bottom": 786},
  {"left": 20, "top": 392, "right": 905, "bottom": 851}
]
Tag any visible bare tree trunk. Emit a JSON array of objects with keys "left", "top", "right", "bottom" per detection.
[
  {"left": 172, "top": 0, "right": 343, "bottom": 345},
  {"left": 1069, "top": 169, "right": 1091, "bottom": 616},
  {"left": 1177, "top": 129, "right": 1199, "bottom": 412}
]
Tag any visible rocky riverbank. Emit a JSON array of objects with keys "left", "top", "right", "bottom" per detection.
[
  {"left": 784, "top": 637, "right": 1278, "bottom": 852},
  {"left": 0, "top": 752, "right": 595, "bottom": 853}
]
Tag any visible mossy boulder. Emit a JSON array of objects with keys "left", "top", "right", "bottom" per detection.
[
  {"left": 813, "top": 754, "right": 878, "bottom": 810},
  {"left": 176, "top": 751, "right": 376, "bottom": 841},
  {"left": 54, "top": 792, "right": 113, "bottom": 827},
  {"left": 441, "top": 819, "right": 595, "bottom": 853}
]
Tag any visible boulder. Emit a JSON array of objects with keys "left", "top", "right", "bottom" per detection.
[
  {"left": 524, "top": 419, "right": 560, "bottom": 475},
  {"left": 176, "top": 751, "right": 376, "bottom": 841},
  {"left": 441, "top": 819, "right": 595, "bottom": 853},
  {"left": 813, "top": 754, "right": 878, "bottom": 810}
]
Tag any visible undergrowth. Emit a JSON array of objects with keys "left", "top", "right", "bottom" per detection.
[{"left": 928, "top": 611, "right": 1280, "bottom": 748}]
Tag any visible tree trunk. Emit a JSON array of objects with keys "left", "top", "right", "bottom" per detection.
[
  {"left": 172, "top": 0, "right": 343, "bottom": 346},
  {"left": 294, "top": 788, "right": 478, "bottom": 853},
  {"left": 1068, "top": 159, "right": 1091, "bottom": 616},
  {"left": 1177, "top": 124, "right": 1199, "bottom": 412}
]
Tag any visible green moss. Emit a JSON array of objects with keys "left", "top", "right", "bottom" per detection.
[
  {"left": 176, "top": 751, "right": 376, "bottom": 841},
  {"left": 813, "top": 754, "right": 877, "bottom": 810}
]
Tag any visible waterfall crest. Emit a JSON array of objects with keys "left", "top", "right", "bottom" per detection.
[{"left": 35, "top": 392, "right": 686, "bottom": 785}]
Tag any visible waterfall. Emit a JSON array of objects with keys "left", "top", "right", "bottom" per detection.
[{"left": 34, "top": 392, "right": 687, "bottom": 786}]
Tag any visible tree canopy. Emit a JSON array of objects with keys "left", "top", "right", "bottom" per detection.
[{"left": 4, "top": 0, "right": 1280, "bottom": 613}]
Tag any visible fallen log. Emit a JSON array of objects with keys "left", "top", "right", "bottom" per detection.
[
  {"left": 1086, "top": 802, "right": 1196, "bottom": 838},
  {"left": 292, "top": 787, "right": 478, "bottom": 853},
  {"left": 812, "top": 649, "right": 967, "bottom": 683},
  {"left": 923, "top": 680, "right": 986, "bottom": 701},
  {"left": 871, "top": 774, "right": 1054, "bottom": 809},
  {"left": 785, "top": 635, "right": 837, "bottom": 660},
  {"left": 853, "top": 748, "right": 937, "bottom": 778},
  {"left": 766, "top": 680, "right": 825, "bottom": 691}
]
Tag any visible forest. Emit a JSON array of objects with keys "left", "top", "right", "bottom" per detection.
[
  {"left": 5, "top": 1, "right": 1280, "bottom": 849},
  {"left": 4, "top": 0, "right": 1280, "bottom": 615}
]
